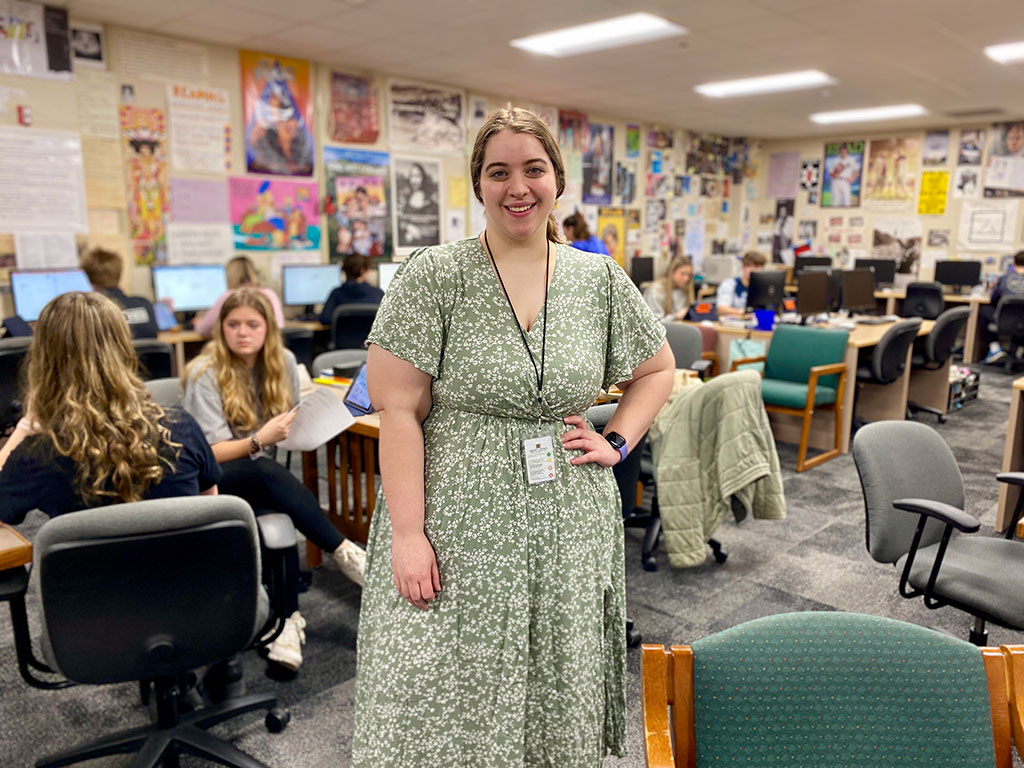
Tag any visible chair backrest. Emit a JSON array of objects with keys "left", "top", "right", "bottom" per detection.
[
  {"left": 144, "top": 377, "right": 184, "bottom": 408},
  {"left": 280, "top": 327, "right": 314, "bottom": 371},
  {"left": 868, "top": 317, "right": 922, "bottom": 383},
  {"left": 32, "top": 495, "right": 263, "bottom": 685},
  {"left": 0, "top": 342, "right": 29, "bottom": 431},
  {"left": 852, "top": 421, "right": 964, "bottom": 563},
  {"left": 586, "top": 402, "right": 644, "bottom": 518},
  {"left": 132, "top": 339, "right": 174, "bottom": 381},
  {"left": 764, "top": 324, "right": 848, "bottom": 390},
  {"left": 696, "top": 324, "right": 717, "bottom": 352},
  {"left": 331, "top": 303, "right": 379, "bottom": 350},
  {"left": 994, "top": 295, "right": 1024, "bottom": 338},
  {"left": 311, "top": 348, "right": 368, "bottom": 378},
  {"left": 904, "top": 281, "right": 945, "bottom": 320},
  {"left": 663, "top": 322, "right": 703, "bottom": 369},
  {"left": 922, "top": 305, "right": 970, "bottom": 365}
]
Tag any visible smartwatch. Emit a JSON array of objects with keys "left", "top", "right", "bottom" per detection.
[{"left": 604, "top": 431, "right": 628, "bottom": 464}]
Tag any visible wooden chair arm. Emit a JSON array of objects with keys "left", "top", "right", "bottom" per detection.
[
  {"left": 1000, "top": 645, "right": 1024, "bottom": 763},
  {"left": 805, "top": 361, "right": 848, "bottom": 410},
  {"left": 729, "top": 355, "right": 766, "bottom": 372},
  {"left": 701, "top": 350, "right": 719, "bottom": 378},
  {"left": 1017, "top": 518, "right": 1024, "bottom": 540},
  {"left": 641, "top": 644, "right": 676, "bottom": 768}
]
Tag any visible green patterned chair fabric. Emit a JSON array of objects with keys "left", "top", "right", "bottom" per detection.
[
  {"left": 691, "top": 611, "right": 996, "bottom": 765},
  {"left": 760, "top": 324, "right": 848, "bottom": 409}
]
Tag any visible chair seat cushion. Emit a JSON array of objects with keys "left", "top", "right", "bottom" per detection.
[
  {"left": 762, "top": 379, "right": 837, "bottom": 409},
  {"left": 897, "top": 536, "right": 1024, "bottom": 629}
]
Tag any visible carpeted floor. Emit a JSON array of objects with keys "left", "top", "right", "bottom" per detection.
[{"left": 2, "top": 362, "right": 1023, "bottom": 767}]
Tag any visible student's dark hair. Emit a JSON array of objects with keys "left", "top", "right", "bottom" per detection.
[
  {"left": 80, "top": 247, "right": 123, "bottom": 289},
  {"left": 1014, "top": 250, "right": 1024, "bottom": 267},
  {"left": 343, "top": 253, "right": 371, "bottom": 281},
  {"left": 562, "top": 212, "right": 591, "bottom": 240},
  {"left": 742, "top": 251, "right": 767, "bottom": 268}
]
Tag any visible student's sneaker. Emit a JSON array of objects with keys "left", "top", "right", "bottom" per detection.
[
  {"left": 265, "top": 611, "right": 306, "bottom": 672},
  {"left": 331, "top": 540, "right": 366, "bottom": 587},
  {"left": 985, "top": 343, "right": 1008, "bottom": 364}
]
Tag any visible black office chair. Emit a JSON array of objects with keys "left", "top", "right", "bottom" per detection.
[
  {"left": 903, "top": 281, "right": 945, "bottom": 320},
  {"left": 280, "top": 326, "right": 314, "bottom": 370},
  {"left": 853, "top": 318, "right": 921, "bottom": 428},
  {"left": 989, "top": 296, "right": 1024, "bottom": 374},
  {"left": 663, "top": 322, "right": 713, "bottom": 379},
  {"left": 0, "top": 496, "right": 295, "bottom": 767},
  {"left": 330, "top": 303, "right": 378, "bottom": 350},
  {"left": 132, "top": 339, "right": 174, "bottom": 381},
  {"left": 0, "top": 336, "right": 31, "bottom": 434},
  {"left": 908, "top": 306, "right": 970, "bottom": 423},
  {"left": 852, "top": 421, "right": 1024, "bottom": 645}
]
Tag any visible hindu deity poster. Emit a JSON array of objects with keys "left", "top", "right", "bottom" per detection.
[
  {"left": 120, "top": 106, "right": 168, "bottom": 265},
  {"left": 240, "top": 50, "right": 314, "bottom": 176},
  {"left": 228, "top": 177, "right": 320, "bottom": 251}
]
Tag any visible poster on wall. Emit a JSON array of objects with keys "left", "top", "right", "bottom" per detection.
[
  {"left": 596, "top": 206, "right": 625, "bottom": 268},
  {"left": 821, "top": 141, "right": 864, "bottom": 208},
  {"left": 983, "top": 121, "right": 1024, "bottom": 198},
  {"left": 0, "top": 126, "right": 88, "bottom": 233},
  {"left": 957, "top": 129, "right": 984, "bottom": 166},
  {"left": 767, "top": 152, "right": 800, "bottom": 198},
  {"left": 558, "top": 110, "right": 588, "bottom": 152},
  {"left": 872, "top": 217, "right": 922, "bottom": 275},
  {"left": 616, "top": 161, "right": 636, "bottom": 205},
  {"left": 324, "top": 147, "right": 389, "bottom": 261},
  {"left": 917, "top": 170, "right": 950, "bottom": 215},
  {"left": 70, "top": 21, "right": 105, "bottom": 69},
  {"left": 167, "top": 83, "right": 231, "bottom": 173},
  {"left": 647, "top": 126, "right": 673, "bottom": 149},
  {"left": 0, "top": 1, "right": 70, "bottom": 79},
  {"left": 388, "top": 79, "right": 464, "bottom": 154},
  {"left": 625, "top": 124, "right": 640, "bottom": 158},
  {"left": 772, "top": 198, "right": 795, "bottom": 263},
  {"left": 864, "top": 137, "right": 921, "bottom": 206},
  {"left": 240, "top": 50, "right": 314, "bottom": 176},
  {"left": 800, "top": 159, "right": 820, "bottom": 191},
  {"left": 120, "top": 106, "right": 168, "bottom": 265},
  {"left": 392, "top": 156, "right": 441, "bottom": 254},
  {"left": 953, "top": 166, "right": 980, "bottom": 198},
  {"left": 329, "top": 72, "right": 380, "bottom": 145},
  {"left": 228, "top": 176, "right": 320, "bottom": 251},
  {"left": 582, "top": 123, "right": 613, "bottom": 205},
  {"left": 957, "top": 199, "right": 1019, "bottom": 251},
  {"left": 467, "top": 94, "right": 488, "bottom": 136},
  {"left": 922, "top": 130, "right": 949, "bottom": 166}
]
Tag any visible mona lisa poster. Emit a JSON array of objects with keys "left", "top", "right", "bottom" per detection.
[{"left": 240, "top": 50, "right": 314, "bottom": 176}]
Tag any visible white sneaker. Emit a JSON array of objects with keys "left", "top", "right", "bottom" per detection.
[
  {"left": 266, "top": 611, "right": 306, "bottom": 671},
  {"left": 985, "top": 346, "right": 1008, "bottom": 364},
  {"left": 332, "top": 540, "right": 366, "bottom": 587}
]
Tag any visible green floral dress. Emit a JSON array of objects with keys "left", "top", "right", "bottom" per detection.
[{"left": 352, "top": 238, "right": 666, "bottom": 767}]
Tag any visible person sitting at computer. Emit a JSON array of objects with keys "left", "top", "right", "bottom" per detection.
[
  {"left": 716, "top": 251, "right": 766, "bottom": 316},
  {"left": 643, "top": 255, "right": 695, "bottom": 322},
  {"left": 193, "top": 255, "right": 285, "bottom": 337},
  {"left": 983, "top": 250, "right": 1024, "bottom": 363},
  {"left": 80, "top": 247, "right": 159, "bottom": 339},
  {"left": 562, "top": 212, "right": 610, "bottom": 256},
  {"left": 318, "top": 253, "right": 384, "bottom": 325}
]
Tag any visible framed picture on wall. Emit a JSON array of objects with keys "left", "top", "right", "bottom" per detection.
[{"left": 392, "top": 156, "right": 442, "bottom": 256}]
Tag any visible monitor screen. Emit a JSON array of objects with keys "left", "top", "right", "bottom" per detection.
[
  {"left": 794, "top": 256, "right": 832, "bottom": 276},
  {"left": 152, "top": 265, "right": 228, "bottom": 312},
  {"left": 797, "top": 271, "right": 829, "bottom": 316},
  {"left": 746, "top": 270, "right": 787, "bottom": 311},
  {"left": 934, "top": 260, "right": 982, "bottom": 289},
  {"left": 378, "top": 262, "right": 400, "bottom": 292},
  {"left": 854, "top": 258, "right": 896, "bottom": 286},
  {"left": 11, "top": 269, "right": 93, "bottom": 322},
  {"left": 630, "top": 256, "right": 654, "bottom": 286},
  {"left": 842, "top": 268, "right": 876, "bottom": 312},
  {"left": 282, "top": 264, "right": 341, "bottom": 306}
]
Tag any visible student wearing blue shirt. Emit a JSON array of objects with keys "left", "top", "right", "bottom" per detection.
[
  {"left": 562, "top": 212, "right": 610, "bottom": 256},
  {"left": 716, "top": 251, "right": 767, "bottom": 316},
  {"left": 319, "top": 253, "right": 385, "bottom": 325},
  {"left": 983, "top": 250, "right": 1024, "bottom": 363}
]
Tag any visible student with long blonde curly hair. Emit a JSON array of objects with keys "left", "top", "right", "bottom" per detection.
[
  {"left": 643, "top": 254, "right": 696, "bottom": 322},
  {"left": 183, "top": 287, "right": 365, "bottom": 672},
  {"left": 0, "top": 292, "right": 220, "bottom": 521}
]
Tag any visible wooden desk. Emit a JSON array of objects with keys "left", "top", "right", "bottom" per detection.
[
  {"left": 997, "top": 377, "right": 1024, "bottom": 533},
  {"left": 874, "top": 289, "right": 989, "bottom": 363},
  {"left": 0, "top": 524, "right": 31, "bottom": 571}
]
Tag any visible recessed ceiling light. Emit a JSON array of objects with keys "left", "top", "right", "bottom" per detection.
[
  {"left": 985, "top": 41, "right": 1024, "bottom": 64},
  {"left": 510, "top": 13, "right": 687, "bottom": 58},
  {"left": 809, "top": 104, "right": 927, "bottom": 125},
  {"left": 695, "top": 70, "right": 836, "bottom": 98}
]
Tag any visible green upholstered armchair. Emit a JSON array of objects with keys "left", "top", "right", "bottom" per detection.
[
  {"left": 731, "top": 324, "right": 848, "bottom": 472},
  {"left": 642, "top": 611, "right": 1024, "bottom": 768}
]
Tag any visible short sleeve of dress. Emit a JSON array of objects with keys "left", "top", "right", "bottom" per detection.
[
  {"left": 366, "top": 247, "right": 456, "bottom": 378},
  {"left": 603, "top": 259, "right": 668, "bottom": 389}
]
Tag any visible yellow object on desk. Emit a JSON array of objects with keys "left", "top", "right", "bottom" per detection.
[{"left": 312, "top": 376, "right": 352, "bottom": 388}]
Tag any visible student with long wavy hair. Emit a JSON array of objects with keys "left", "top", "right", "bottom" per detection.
[
  {"left": 0, "top": 292, "right": 220, "bottom": 521},
  {"left": 183, "top": 287, "right": 365, "bottom": 672},
  {"left": 643, "top": 254, "right": 696, "bottom": 322},
  {"left": 193, "top": 255, "right": 285, "bottom": 337}
]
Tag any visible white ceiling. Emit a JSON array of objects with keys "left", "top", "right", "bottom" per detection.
[{"left": 56, "top": 0, "right": 1024, "bottom": 139}]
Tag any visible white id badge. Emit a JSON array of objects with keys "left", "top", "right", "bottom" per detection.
[{"left": 523, "top": 435, "right": 556, "bottom": 485}]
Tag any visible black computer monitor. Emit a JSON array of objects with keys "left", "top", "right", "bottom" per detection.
[
  {"left": 282, "top": 264, "right": 341, "bottom": 314},
  {"left": 842, "top": 268, "right": 876, "bottom": 313},
  {"left": 934, "top": 260, "right": 982, "bottom": 292},
  {"left": 746, "top": 270, "right": 787, "bottom": 311},
  {"left": 631, "top": 256, "right": 654, "bottom": 287},
  {"left": 152, "top": 265, "right": 228, "bottom": 313},
  {"left": 827, "top": 268, "right": 844, "bottom": 312},
  {"left": 10, "top": 269, "right": 92, "bottom": 322},
  {"left": 854, "top": 258, "right": 896, "bottom": 287},
  {"left": 794, "top": 256, "right": 832, "bottom": 276},
  {"left": 796, "top": 271, "right": 829, "bottom": 318}
]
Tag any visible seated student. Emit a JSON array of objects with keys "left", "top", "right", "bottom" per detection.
[
  {"left": 194, "top": 255, "right": 285, "bottom": 337},
  {"left": 0, "top": 292, "right": 219, "bottom": 524},
  {"left": 80, "top": 247, "right": 158, "bottom": 339},
  {"left": 318, "top": 253, "right": 385, "bottom": 325},
  {"left": 644, "top": 255, "right": 695, "bottom": 322},
  {"left": 716, "top": 251, "right": 767, "bottom": 316},
  {"left": 983, "top": 250, "right": 1024, "bottom": 363},
  {"left": 562, "top": 212, "right": 610, "bottom": 256},
  {"left": 183, "top": 288, "right": 365, "bottom": 672}
]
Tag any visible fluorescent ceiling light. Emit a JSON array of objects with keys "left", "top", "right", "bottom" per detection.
[
  {"left": 695, "top": 70, "right": 835, "bottom": 98},
  {"left": 809, "top": 103, "right": 927, "bottom": 125},
  {"left": 985, "top": 41, "right": 1024, "bottom": 64},
  {"left": 510, "top": 13, "right": 687, "bottom": 58}
]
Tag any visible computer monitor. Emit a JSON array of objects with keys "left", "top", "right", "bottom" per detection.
[
  {"left": 842, "top": 268, "right": 876, "bottom": 313},
  {"left": 746, "top": 270, "right": 787, "bottom": 312},
  {"left": 796, "top": 271, "right": 829, "bottom": 318},
  {"left": 152, "top": 265, "right": 228, "bottom": 313},
  {"left": 282, "top": 264, "right": 341, "bottom": 308},
  {"left": 794, "top": 256, "right": 831, "bottom": 276},
  {"left": 630, "top": 256, "right": 654, "bottom": 287},
  {"left": 703, "top": 254, "right": 737, "bottom": 285},
  {"left": 854, "top": 258, "right": 896, "bottom": 287},
  {"left": 934, "top": 260, "right": 982, "bottom": 292},
  {"left": 378, "top": 262, "right": 400, "bottom": 292},
  {"left": 10, "top": 269, "right": 92, "bottom": 323}
]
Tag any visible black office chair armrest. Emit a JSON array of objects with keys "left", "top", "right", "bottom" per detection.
[
  {"left": 255, "top": 513, "right": 297, "bottom": 551},
  {"left": 996, "top": 472, "right": 1024, "bottom": 487},
  {"left": 1, "top": 566, "right": 72, "bottom": 689},
  {"left": 893, "top": 498, "right": 980, "bottom": 533}
]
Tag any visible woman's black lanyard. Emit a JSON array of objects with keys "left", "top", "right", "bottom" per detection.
[{"left": 484, "top": 231, "right": 550, "bottom": 430}]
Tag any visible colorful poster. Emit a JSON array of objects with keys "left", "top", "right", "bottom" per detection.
[
  {"left": 392, "top": 156, "right": 441, "bottom": 255},
  {"left": 329, "top": 72, "right": 380, "bottom": 144},
  {"left": 822, "top": 140, "right": 864, "bottom": 208},
  {"left": 120, "top": 106, "right": 168, "bottom": 264},
  {"left": 864, "top": 137, "right": 921, "bottom": 205},
  {"left": 597, "top": 206, "right": 625, "bottom": 268},
  {"left": 872, "top": 218, "right": 922, "bottom": 275},
  {"left": 917, "top": 170, "right": 950, "bottom": 215},
  {"left": 240, "top": 50, "right": 314, "bottom": 176},
  {"left": 558, "top": 110, "right": 588, "bottom": 152},
  {"left": 0, "top": 1, "right": 70, "bottom": 79},
  {"left": 800, "top": 159, "right": 820, "bottom": 191},
  {"left": 167, "top": 83, "right": 231, "bottom": 173},
  {"left": 767, "top": 152, "right": 800, "bottom": 198},
  {"left": 324, "top": 147, "right": 390, "bottom": 260},
  {"left": 647, "top": 126, "right": 673, "bottom": 149},
  {"left": 582, "top": 123, "right": 613, "bottom": 205},
  {"left": 984, "top": 121, "right": 1024, "bottom": 198},
  {"left": 957, "top": 129, "right": 984, "bottom": 166},
  {"left": 228, "top": 176, "right": 319, "bottom": 251},
  {"left": 625, "top": 124, "right": 640, "bottom": 158},
  {"left": 388, "top": 79, "right": 464, "bottom": 154},
  {"left": 923, "top": 130, "right": 949, "bottom": 166}
]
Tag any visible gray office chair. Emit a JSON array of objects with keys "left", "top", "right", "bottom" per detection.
[
  {"left": 909, "top": 306, "right": 970, "bottom": 423},
  {"left": 1, "top": 496, "right": 294, "bottom": 767},
  {"left": 144, "top": 377, "right": 184, "bottom": 408},
  {"left": 853, "top": 318, "right": 921, "bottom": 428},
  {"left": 663, "top": 322, "right": 713, "bottom": 378},
  {"left": 330, "top": 303, "right": 378, "bottom": 350},
  {"left": 312, "top": 348, "right": 368, "bottom": 378},
  {"left": 903, "top": 282, "right": 945, "bottom": 320},
  {"left": 132, "top": 339, "right": 174, "bottom": 381},
  {"left": 989, "top": 296, "right": 1024, "bottom": 374},
  {"left": 852, "top": 420, "right": 1024, "bottom": 645}
]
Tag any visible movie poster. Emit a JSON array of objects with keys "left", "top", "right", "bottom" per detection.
[
  {"left": 240, "top": 51, "right": 314, "bottom": 176},
  {"left": 228, "top": 176, "right": 320, "bottom": 251},
  {"left": 597, "top": 206, "right": 625, "bottom": 268},
  {"left": 388, "top": 80, "right": 464, "bottom": 154},
  {"left": 984, "top": 121, "right": 1024, "bottom": 198},
  {"left": 558, "top": 110, "right": 588, "bottom": 152},
  {"left": 821, "top": 140, "right": 864, "bottom": 208},
  {"left": 864, "top": 137, "right": 921, "bottom": 205},
  {"left": 922, "top": 130, "right": 949, "bottom": 166},
  {"left": 329, "top": 72, "right": 380, "bottom": 144},
  {"left": 120, "top": 106, "right": 168, "bottom": 265},
  {"left": 324, "top": 146, "right": 389, "bottom": 261},
  {"left": 393, "top": 156, "right": 441, "bottom": 255},
  {"left": 958, "top": 129, "right": 984, "bottom": 166},
  {"left": 582, "top": 123, "right": 613, "bottom": 205}
]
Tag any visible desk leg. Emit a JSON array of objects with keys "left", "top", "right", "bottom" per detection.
[
  {"left": 840, "top": 345, "right": 858, "bottom": 453},
  {"left": 886, "top": 296, "right": 897, "bottom": 316},
  {"left": 172, "top": 340, "right": 186, "bottom": 377},
  {"left": 997, "top": 387, "right": 1024, "bottom": 533},
  {"left": 302, "top": 447, "right": 324, "bottom": 567},
  {"left": 963, "top": 302, "right": 983, "bottom": 363}
]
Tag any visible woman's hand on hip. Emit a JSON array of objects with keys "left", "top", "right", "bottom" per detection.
[
  {"left": 257, "top": 409, "right": 297, "bottom": 446},
  {"left": 561, "top": 414, "right": 621, "bottom": 468},
  {"left": 392, "top": 530, "right": 441, "bottom": 611}
]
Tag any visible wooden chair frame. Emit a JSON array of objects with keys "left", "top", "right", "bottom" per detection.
[
  {"left": 642, "top": 642, "right": 1024, "bottom": 768},
  {"left": 731, "top": 356, "right": 847, "bottom": 472}
]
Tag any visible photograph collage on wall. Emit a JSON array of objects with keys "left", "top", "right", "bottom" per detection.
[
  {"left": 392, "top": 156, "right": 442, "bottom": 254},
  {"left": 324, "top": 146, "right": 390, "bottom": 261},
  {"left": 240, "top": 51, "right": 314, "bottom": 177}
]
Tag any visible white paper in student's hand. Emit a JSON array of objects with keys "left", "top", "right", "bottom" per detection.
[{"left": 277, "top": 388, "right": 356, "bottom": 452}]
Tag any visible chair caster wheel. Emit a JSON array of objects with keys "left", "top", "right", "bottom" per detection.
[
  {"left": 626, "top": 628, "right": 643, "bottom": 648},
  {"left": 266, "top": 707, "right": 290, "bottom": 733},
  {"left": 714, "top": 550, "right": 728, "bottom": 564},
  {"left": 641, "top": 556, "right": 658, "bottom": 572}
]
